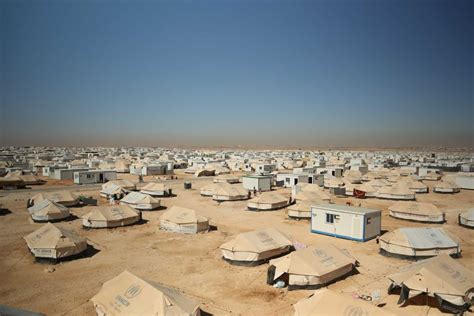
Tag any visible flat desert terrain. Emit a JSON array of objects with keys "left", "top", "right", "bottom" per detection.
[{"left": 0, "top": 172, "right": 473, "bottom": 315}]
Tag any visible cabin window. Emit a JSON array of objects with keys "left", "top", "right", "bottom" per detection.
[
  {"left": 326, "top": 213, "right": 336, "bottom": 223},
  {"left": 286, "top": 178, "right": 290, "bottom": 183}
]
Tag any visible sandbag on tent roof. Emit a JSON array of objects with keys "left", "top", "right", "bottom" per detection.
[
  {"left": 380, "top": 227, "right": 460, "bottom": 259},
  {"left": 376, "top": 183, "right": 415, "bottom": 200},
  {"left": 388, "top": 201, "right": 445, "bottom": 223},
  {"left": 387, "top": 254, "right": 474, "bottom": 314},
  {"left": 268, "top": 244, "right": 356, "bottom": 290},
  {"left": 247, "top": 192, "right": 289, "bottom": 211},
  {"left": 82, "top": 205, "right": 140, "bottom": 228},
  {"left": 459, "top": 208, "right": 474, "bottom": 228},
  {"left": 120, "top": 192, "right": 160, "bottom": 210},
  {"left": 140, "top": 182, "right": 170, "bottom": 197},
  {"left": 434, "top": 181, "right": 460, "bottom": 193},
  {"left": 30, "top": 191, "right": 79, "bottom": 207},
  {"left": 200, "top": 183, "right": 220, "bottom": 197},
  {"left": 213, "top": 174, "right": 240, "bottom": 183},
  {"left": 220, "top": 228, "right": 293, "bottom": 265},
  {"left": 24, "top": 223, "right": 87, "bottom": 260},
  {"left": 288, "top": 201, "right": 320, "bottom": 219},
  {"left": 212, "top": 183, "right": 249, "bottom": 201},
  {"left": 27, "top": 199, "right": 70, "bottom": 222},
  {"left": 91, "top": 271, "right": 201, "bottom": 316},
  {"left": 160, "top": 206, "right": 209, "bottom": 234},
  {"left": 100, "top": 183, "right": 125, "bottom": 198},
  {"left": 294, "top": 288, "right": 395, "bottom": 316}
]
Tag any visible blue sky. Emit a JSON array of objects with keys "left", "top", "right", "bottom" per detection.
[{"left": 1, "top": 0, "right": 472, "bottom": 148}]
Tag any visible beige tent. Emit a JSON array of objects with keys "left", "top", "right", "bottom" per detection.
[
  {"left": 91, "top": 271, "right": 201, "bottom": 316},
  {"left": 388, "top": 201, "right": 445, "bottom": 223},
  {"left": 24, "top": 223, "right": 87, "bottom": 260},
  {"left": 376, "top": 184, "right": 415, "bottom": 200},
  {"left": 194, "top": 168, "right": 215, "bottom": 177},
  {"left": 0, "top": 176, "right": 26, "bottom": 189},
  {"left": 30, "top": 191, "right": 79, "bottom": 207},
  {"left": 120, "top": 192, "right": 160, "bottom": 210},
  {"left": 434, "top": 181, "right": 460, "bottom": 193},
  {"left": 160, "top": 206, "right": 209, "bottom": 234},
  {"left": 399, "top": 179, "right": 428, "bottom": 193},
  {"left": 459, "top": 208, "right": 474, "bottom": 228},
  {"left": 100, "top": 183, "right": 125, "bottom": 198},
  {"left": 387, "top": 254, "right": 474, "bottom": 313},
  {"left": 292, "top": 189, "right": 330, "bottom": 203},
  {"left": 344, "top": 182, "right": 377, "bottom": 197},
  {"left": 380, "top": 227, "right": 460, "bottom": 259},
  {"left": 212, "top": 183, "right": 249, "bottom": 201},
  {"left": 343, "top": 170, "right": 362, "bottom": 184},
  {"left": 18, "top": 174, "right": 46, "bottom": 185},
  {"left": 365, "top": 178, "right": 391, "bottom": 190},
  {"left": 140, "top": 182, "right": 170, "bottom": 197},
  {"left": 288, "top": 201, "right": 318, "bottom": 219},
  {"left": 220, "top": 228, "right": 293, "bottom": 265},
  {"left": 199, "top": 183, "right": 220, "bottom": 197},
  {"left": 82, "top": 205, "right": 141, "bottom": 228},
  {"left": 247, "top": 192, "right": 289, "bottom": 211},
  {"left": 323, "top": 176, "right": 345, "bottom": 189},
  {"left": 213, "top": 174, "right": 240, "bottom": 184},
  {"left": 294, "top": 288, "right": 395, "bottom": 316},
  {"left": 268, "top": 244, "right": 356, "bottom": 290},
  {"left": 27, "top": 199, "right": 70, "bottom": 222}
]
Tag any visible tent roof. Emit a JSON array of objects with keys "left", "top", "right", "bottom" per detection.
[
  {"left": 83, "top": 205, "right": 139, "bottom": 222},
  {"left": 213, "top": 183, "right": 248, "bottom": 197},
  {"left": 388, "top": 201, "right": 443, "bottom": 217},
  {"left": 220, "top": 228, "right": 292, "bottom": 254},
  {"left": 160, "top": 206, "right": 208, "bottom": 224},
  {"left": 380, "top": 227, "right": 458, "bottom": 250},
  {"left": 460, "top": 208, "right": 474, "bottom": 221},
  {"left": 121, "top": 192, "right": 158, "bottom": 204},
  {"left": 24, "top": 223, "right": 86, "bottom": 249},
  {"left": 141, "top": 182, "right": 167, "bottom": 192},
  {"left": 32, "top": 191, "right": 78, "bottom": 204},
  {"left": 28, "top": 199, "right": 69, "bottom": 216},
  {"left": 249, "top": 192, "right": 287, "bottom": 204}
]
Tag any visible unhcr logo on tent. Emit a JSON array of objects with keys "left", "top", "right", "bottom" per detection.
[{"left": 124, "top": 284, "right": 141, "bottom": 298}]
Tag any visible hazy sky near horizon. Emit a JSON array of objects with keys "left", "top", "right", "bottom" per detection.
[{"left": 1, "top": 0, "right": 473, "bottom": 148}]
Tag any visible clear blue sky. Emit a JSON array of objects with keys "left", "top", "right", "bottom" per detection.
[{"left": 1, "top": 0, "right": 472, "bottom": 148}]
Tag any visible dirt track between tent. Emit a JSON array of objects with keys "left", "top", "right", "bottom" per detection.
[{"left": 0, "top": 175, "right": 473, "bottom": 315}]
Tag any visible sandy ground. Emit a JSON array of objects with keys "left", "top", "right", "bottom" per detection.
[{"left": 0, "top": 174, "right": 473, "bottom": 316}]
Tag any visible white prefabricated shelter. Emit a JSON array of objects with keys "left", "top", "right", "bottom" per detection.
[
  {"left": 247, "top": 192, "right": 289, "bottom": 211},
  {"left": 74, "top": 170, "right": 117, "bottom": 184},
  {"left": 242, "top": 174, "right": 272, "bottom": 192},
  {"left": 276, "top": 173, "right": 308, "bottom": 188},
  {"left": 387, "top": 254, "right": 474, "bottom": 314},
  {"left": 50, "top": 168, "right": 88, "bottom": 180},
  {"left": 455, "top": 173, "right": 474, "bottom": 190},
  {"left": 120, "top": 192, "right": 160, "bottom": 210},
  {"left": 24, "top": 223, "right": 87, "bottom": 260},
  {"left": 388, "top": 201, "right": 445, "bottom": 223},
  {"left": 27, "top": 199, "right": 70, "bottom": 222},
  {"left": 311, "top": 204, "right": 381, "bottom": 242},
  {"left": 255, "top": 163, "right": 277, "bottom": 174},
  {"left": 219, "top": 228, "right": 293, "bottom": 265},
  {"left": 159, "top": 206, "right": 209, "bottom": 234},
  {"left": 294, "top": 289, "right": 395, "bottom": 316},
  {"left": 91, "top": 271, "right": 201, "bottom": 316},
  {"left": 140, "top": 182, "right": 171, "bottom": 197},
  {"left": 267, "top": 244, "right": 356, "bottom": 290},
  {"left": 82, "top": 205, "right": 141, "bottom": 228},
  {"left": 459, "top": 209, "right": 474, "bottom": 228},
  {"left": 380, "top": 227, "right": 460, "bottom": 259}
]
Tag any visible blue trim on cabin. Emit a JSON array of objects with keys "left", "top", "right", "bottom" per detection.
[{"left": 311, "top": 229, "right": 366, "bottom": 242}]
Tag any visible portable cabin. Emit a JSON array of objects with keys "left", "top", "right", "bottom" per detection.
[
  {"left": 74, "top": 170, "right": 117, "bottom": 184},
  {"left": 276, "top": 173, "right": 308, "bottom": 188},
  {"left": 255, "top": 163, "right": 277, "bottom": 174},
  {"left": 52, "top": 168, "right": 88, "bottom": 180},
  {"left": 242, "top": 174, "right": 272, "bottom": 192},
  {"left": 311, "top": 204, "right": 381, "bottom": 241}
]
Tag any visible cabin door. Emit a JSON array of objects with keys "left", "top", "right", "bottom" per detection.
[
  {"left": 99, "top": 173, "right": 104, "bottom": 183},
  {"left": 352, "top": 216, "right": 362, "bottom": 239}
]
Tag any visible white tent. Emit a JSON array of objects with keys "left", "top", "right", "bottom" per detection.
[
  {"left": 100, "top": 183, "right": 125, "bottom": 198},
  {"left": 27, "top": 199, "right": 70, "bottom": 222},
  {"left": 268, "top": 244, "right": 356, "bottom": 290},
  {"left": 294, "top": 288, "right": 395, "bottom": 316},
  {"left": 388, "top": 201, "right": 445, "bottom": 223},
  {"left": 247, "top": 192, "right": 289, "bottom": 211},
  {"left": 376, "top": 184, "right": 415, "bottom": 200},
  {"left": 434, "top": 181, "right": 460, "bottom": 193},
  {"left": 24, "top": 223, "right": 87, "bottom": 260},
  {"left": 140, "top": 182, "right": 170, "bottom": 197},
  {"left": 288, "top": 201, "right": 318, "bottom": 219},
  {"left": 120, "top": 192, "right": 160, "bottom": 210},
  {"left": 82, "top": 205, "right": 141, "bottom": 228},
  {"left": 380, "top": 227, "right": 460, "bottom": 259},
  {"left": 199, "top": 183, "right": 220, "bottom": 197},
  {"left": 213, "top": 174, "right": 240, "bottom": 183},
  {"left": 459, "top": 208, "right": 474, "bottom": 228},
  {"left": 220, "top": 228, "right": 293, "bottom": 265},
  {"left": 387, "top": 254, "right": 474, "bottom": 313},
  {"left": 91, "top": 271, "right": 201, "bottom": 316},
  {"left": 160, "top": 206, "right": 209, "bottom": 234}
]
